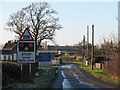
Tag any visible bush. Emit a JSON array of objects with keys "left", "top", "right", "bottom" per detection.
[{"left": 2, "top": 61, "right": 21, "bottom": 87}]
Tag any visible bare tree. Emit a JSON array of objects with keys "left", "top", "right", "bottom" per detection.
[
  {"left": 74, "top": 41, "right": 92, "bottom": 62},
  {"left": 74, "top": 42, "right": 82, "bottom": 56},
  {"left": 100, "top": 33, "right": 118, "bottom": 53},
  {"left": 6, "top": 2, "right": 62, "bottom": 50}
]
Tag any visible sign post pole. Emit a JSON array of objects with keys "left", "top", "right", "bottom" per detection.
[
  {"left": 29, "top": 63, "right": 31, "bottom": 77},
  {"left": 39, "top": 52, "right": 52, "bottom": 77},
  {"left": 20, "top": 64, "right": 23, "bottom": 81}
]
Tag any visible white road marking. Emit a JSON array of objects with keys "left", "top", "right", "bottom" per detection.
[
  {"left": 61, "top": 70, "right": 72, "bottom": 88},
  {"left": 56, "top": 69, "right": 58, "bottom": 73},
  {"left": 61, "top": 70, "right": 66, "bottom": 78},
  {"left": 73, "top": 72, "right": 94, "bottom": 86},
  {"left": 61, "top": 64, "right": 77, "bottom": 69},
  {"left": 62, "top": 79, "right": 72, "bottom": 88}
]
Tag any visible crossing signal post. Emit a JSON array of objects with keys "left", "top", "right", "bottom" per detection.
[{"left": 17, "top": 28, "right": 35, "bottom": 80}]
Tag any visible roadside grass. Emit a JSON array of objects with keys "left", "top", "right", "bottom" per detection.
[
  {"left": 69, "top": 61, "right": 82, "bottom": 65},
  {"left": 62, "top": 60, "right": 82, "bottom": 65},
  {"left": 35, "top": 66, "right": 58, "bottom": 88},
  {"left": 62, "top": 60, "right": 119, "bottom": 85},
  {"left": 11, "top": 65, "right": 58, "bottom": 88},
  {"left": 81, "top": 65, "right": 119, "bottom": 84}
]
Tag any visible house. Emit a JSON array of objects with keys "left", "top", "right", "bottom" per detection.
[{"left": 0, "top": 40, "right": 17, "bottom": 61}]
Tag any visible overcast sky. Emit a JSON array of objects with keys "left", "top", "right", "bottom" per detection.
[{"left": 0, "top": 0, "right": 119, "bottom": 46}]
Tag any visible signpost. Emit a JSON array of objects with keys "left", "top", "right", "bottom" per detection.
[
  {"left": 17, "top": 28, "right": 35, "bottom": 63},
  {"left": 17, "top": 28, "right": 35, "bottom": 79},
  {"left": 39, "top": 52, "right": 52, "bottom": 61},
  {"left": 17, "top": 41, "right": 35, "bottom": 63},
  {"left": 39, "top": 52, "right": 52, "bottom": 76}
]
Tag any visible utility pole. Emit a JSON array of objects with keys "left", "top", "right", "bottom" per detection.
[
  {"left": 118, "top": 2, "right": 120, "bottom": 41},
  {"left": 118, "top": 1, "right": 120, "bottom": 50},
  {"left": 87, "top": 25, "right": 89, "bottom": 62},
  {"left": 91, "top": 25, "right": 94, "bottom": 70},
  {"left": 82, "top": 35, "right": 85, "bottom": 65}
]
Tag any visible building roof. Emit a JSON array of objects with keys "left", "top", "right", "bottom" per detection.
[
  {"left": 47, "top": 45, "right": 75, "bottom": 53},
  {"left": 0, "top": 40, "right": 17, "bottom": 54},
  {"left": 2, "top": 40, "right": 17, "bottom": 50}
]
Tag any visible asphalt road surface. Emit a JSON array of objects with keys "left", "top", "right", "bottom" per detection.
[{"left": 51, "top": 63, "right": 118, "bottom": 90}]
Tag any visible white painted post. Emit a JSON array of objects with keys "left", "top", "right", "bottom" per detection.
[
  {"left": 87, "top": 25, "right": 89, "bottom": 62},
  {"left": 29, "top": 63, "right": 32, "bottom": 77},
  {"left": 21, "top": 64, "right": 23, "bottom": 81}
]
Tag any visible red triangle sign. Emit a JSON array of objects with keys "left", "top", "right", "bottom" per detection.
[{"left": 20, "top": 28, "right": 34, "bottom": 41}]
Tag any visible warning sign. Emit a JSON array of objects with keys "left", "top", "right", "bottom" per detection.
[{"left": 17, "top": 28, "right": 35, "bottom": 63}]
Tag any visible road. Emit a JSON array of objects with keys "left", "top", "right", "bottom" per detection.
[{"left": 51, "top": 63, "right": 118, "bottom": 90}]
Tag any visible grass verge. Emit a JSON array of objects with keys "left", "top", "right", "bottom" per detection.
[
  {"left": 10, "top": 65, "right": 58, "bottom": 89},
  {"left": 63, "top": 60, "right": 119, "bottom": 85},
  {"left": 81, "top": 65, "right": 119, "bottom": 84},
  {"left": 62, "top": 60, "right": 82, "bottom": 65},
  {"left": 35, "top": 65, "right": 58, "bottom": 88}
]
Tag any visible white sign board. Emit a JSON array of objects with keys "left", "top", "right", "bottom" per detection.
[
  {"left": 17, "top": 41, "right": 35, "bottom": 63},
  {"left": 17, "top": 28, "right": 35, "bottom": 63},
  {"left": 20, "top": 29, "right": 33, "bottom": 41}
]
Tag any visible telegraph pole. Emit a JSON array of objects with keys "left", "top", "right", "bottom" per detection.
[
  {"left": 118, "top": 1, "right": 120, "bottom": 50},
  {"left": 82, "top": 35, "right": 85, "bottom": 65},
  {"left": 87, "top": 26, "right": 89, "bottom": 62},
  {"left": 91, "top": 25, "right": 94, "bottom": 70}
]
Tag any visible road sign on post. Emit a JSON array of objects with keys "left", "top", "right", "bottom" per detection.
[
  {"left": 17, "top": 28, "right": 35, "bottom": 63},
  {"left": 38, "top": 52, "right": 52, "bottom": 70},
  {"left": 39, "top": 52, "right": 52, "bottom": 61}
]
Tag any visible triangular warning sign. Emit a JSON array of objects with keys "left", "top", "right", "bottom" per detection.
[{"left": 20, "top": 28, "right": 34, "bottom": 41}]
